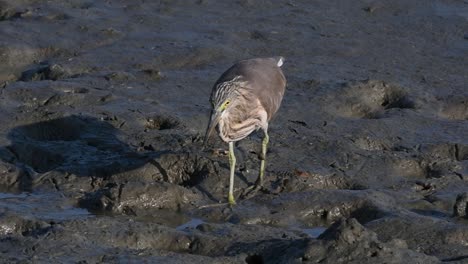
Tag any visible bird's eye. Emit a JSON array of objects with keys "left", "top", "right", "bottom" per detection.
[
  {"left": 222, "top": 100, "right": 230, "bottom": 109},
  {"left": 219, "top": 100, "right": 231, "bottom": 111}
]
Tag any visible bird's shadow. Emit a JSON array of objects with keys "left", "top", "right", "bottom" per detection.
[{"left": 0, "top": 115, "right": 151, "bottom": 192}]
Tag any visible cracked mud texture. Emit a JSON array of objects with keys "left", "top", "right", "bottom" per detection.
[{"left": 0, "top": 0, "right": 467, "bottom": 263}]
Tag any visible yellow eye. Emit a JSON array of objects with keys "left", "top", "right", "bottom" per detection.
[{"left": 219, "top": 100, "right": 230, "bottom": 111}]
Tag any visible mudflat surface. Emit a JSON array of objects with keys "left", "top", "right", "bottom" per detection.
[{"left": 0, "top": 0, "right": 467, "bottom": 263}]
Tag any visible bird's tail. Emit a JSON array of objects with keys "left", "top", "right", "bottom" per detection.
[{"left": 276, "top": 56, "right": 285, "bottom": 67}]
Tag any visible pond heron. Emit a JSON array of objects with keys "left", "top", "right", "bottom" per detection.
[{"left": 204, "top": 57, "right": 286, "bottom": 205}]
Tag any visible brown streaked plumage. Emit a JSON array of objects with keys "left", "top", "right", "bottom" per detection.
[{"left": 204, "top": 57, "right": 286, "bottom": 205}]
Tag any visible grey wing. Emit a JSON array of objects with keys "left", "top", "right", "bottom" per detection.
[{"left": 247, "top": 63, "right": 286, "bottom": 120}]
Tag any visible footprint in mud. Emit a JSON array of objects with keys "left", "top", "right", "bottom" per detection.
[
  {"left": 392, "top": 156, "right": 440, "bottom": 179},
  {"left": 144, "top": 115, "right": 180, "bottom": 131},
  {"left": 331, "top": 80, "right": 415, "bottom": 119},
  {"left": 20, "top": 63, "right": 70, "bottom": 82},
  {"left": 0, "top": 44, "right": 47, "bottom": 83},
  {"left": 394, "top": 143, "right": 468, "bottom": 181},
  {"left": 150, "top": 152, "right": 216, "bottom": 187}
]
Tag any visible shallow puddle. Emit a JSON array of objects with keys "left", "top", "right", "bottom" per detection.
[
  {"left": 176, "top": 218, "right": 205, "bottom": 231},
  {"left": 0, "top": 192, "right": 90, "bottom": 221},
  {"left": 301, "top": 227, "right": 327, "bottom": 238}
]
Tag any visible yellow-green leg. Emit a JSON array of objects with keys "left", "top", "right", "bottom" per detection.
[
  {"left": 228, "top": 141, "right": 236, "bottom": 205},
  {"left": 256, "top": 131, "right": 269, "bottom": 186}
]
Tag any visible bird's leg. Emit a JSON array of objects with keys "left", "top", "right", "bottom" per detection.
[
  {"left": 241, "top": 131, "right": 269, "bottom": 199},
  {"left": 256, "top": 131, "right": 269, "bottom": 187},
  {"left": 228, "top": 141, "right": 236, "bottom": 205}
]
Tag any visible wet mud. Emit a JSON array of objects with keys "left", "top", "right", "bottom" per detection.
[{"left": 0, "top": 0, "right": 467, "bottom": 263}]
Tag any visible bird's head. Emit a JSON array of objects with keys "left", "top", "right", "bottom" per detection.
[{"left": 203, "top": 89, "right": 237, "bottom": 146}]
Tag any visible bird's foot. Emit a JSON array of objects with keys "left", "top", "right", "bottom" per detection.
[
  {"left": 196, "top": 193, "right": 236, "bottom": 209},
  {"left": 228, "top": 193, "right": 237, "bottom": 205},
  {"left": 241, "top": 184, "right": 269, "bottom": 200}
]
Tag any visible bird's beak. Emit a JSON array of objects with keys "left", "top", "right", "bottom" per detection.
[{"left": 203, "top": 110, "right": 222, "bottom": 148}]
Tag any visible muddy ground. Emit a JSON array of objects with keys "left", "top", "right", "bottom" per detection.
[{"left": 0, "top": 0, "right": 467, "bottom": 263}]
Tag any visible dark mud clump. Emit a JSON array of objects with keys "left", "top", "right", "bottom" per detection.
[{"left": 0, "top": 0, "right": 467, "bottom": 262}]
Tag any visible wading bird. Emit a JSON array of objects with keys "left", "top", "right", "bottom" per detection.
[{"left": 204, "top": 57, "right": 286, "bottom": 205}]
